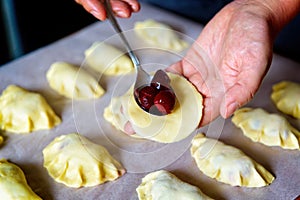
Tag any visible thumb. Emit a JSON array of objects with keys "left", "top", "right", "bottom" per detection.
[{"left": 165, "top": 61, "right": 183, "bottom": 75}]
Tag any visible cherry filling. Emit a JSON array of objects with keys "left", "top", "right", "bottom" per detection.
[{"left": 135, "top": 70, "right": 176, "bottom": 115}]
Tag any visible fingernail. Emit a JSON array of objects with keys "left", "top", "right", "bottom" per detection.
[
  {"left": 116, "top": 10, "right": 128, "bottom": 18},
  {"left": 90, "top": 10, "right": 103, "bottom": 20}
]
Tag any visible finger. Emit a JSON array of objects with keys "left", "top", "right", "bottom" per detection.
[
  {"left": 111, "top": 0, "right": 133, "bottom": 18},
  {"left": 77, "top": 0, "right": 107, "bottom": 20},
  {"left": 120, "top": 0, "right": 140, "bottom": 12},
  {"left": 219, "top": 77, "right": 261, "bottom": 119},
  {"left": 124, "top": 121, "right": 136, "bottom": 135},
  {"left": 166, "top": 61, "right": 184, "bottom": 75},
  {"left": 219, "top": 84, "right": 252, "bottom": 119}
]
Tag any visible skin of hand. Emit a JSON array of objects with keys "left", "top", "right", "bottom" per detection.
[
  {"left": 167, "top": 0, "right": 300, "bottom": 127},
  {"left": 75, "top": 0, "right": 140, "bottom": 20},
  {"left": 123, "top": 0, "right": 300, "bottom": 134}
]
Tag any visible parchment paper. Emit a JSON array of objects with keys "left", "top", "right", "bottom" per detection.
[{"left": 0, "top": 3, "right": 299, "bottom": 200}]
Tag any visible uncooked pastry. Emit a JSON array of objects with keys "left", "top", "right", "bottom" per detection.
[
  {"left": 134, "top": 19, "right": 188, "bottom": 51},
  {"left": 271, "top": 81, "right": 300, "bottom": 119},
  {"left": 0, "top": 159, "right": 41, "bottom": 200},
  {"left": 46, "top": 61, "right": 105, "bottom": 99},
  {"left": 0, "top": 85, "right": 61, "bottom": 133},
  {"left": 232, "top": 107, "right": 300, "bottom": 150},
  {"left": 191, "top": 133, "right": 274, "bottom": 187},
  {"left": 84, "top": 42, "right": 133, "bottom": 75},
  {"left": 136, "top": 170, "right": 212, "bottom": 200},
  {"left": 43, "top": 133, "right": 125, "bottom": 188},
  {"left": 104, "top": 72, "right": 203, "bottom": 143}
]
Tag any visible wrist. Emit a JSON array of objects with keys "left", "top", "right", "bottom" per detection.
[{"left": 234, "top": 0, "right": 300, "bottom": 34}]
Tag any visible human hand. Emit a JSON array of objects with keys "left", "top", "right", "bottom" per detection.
[
  {"left": 167, "top": 1, "right": 276, "bottom": 127},
  {"left": 75, "top": 0, "right": 140, "bottom": 21}
]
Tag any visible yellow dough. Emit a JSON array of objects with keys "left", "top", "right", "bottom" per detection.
[
  {"left": 136, "top": 170, "right": 213, "bottom": 200},
  {"left": 43, "top": 133, "right": 125, "bottom": 188},
  {"left": 0, "top": 85, "right": 61, "bottom": 133},
  {"left": 0, "top": 159, "right": 41, "bottom": 200},
  {"left": 134, "top": 19, "right": 188, "bottom": 51},
  {"left": 84, "top": 42, "right": 133, "bottom": 75},
  {"left": 232, "top": 107, "right": 300, "bottom": 150},
  {"left": 104, "top": 73, "right": 203, "bottom": 143},
  {"left": 271, "top": 81, "right": 300, "bottom": 119},
  {"left": 191, "top": 134, "right": 274, "bottom": 187},
  {"left": 46, "top": 62, "right": 105, "bottom": 100}
]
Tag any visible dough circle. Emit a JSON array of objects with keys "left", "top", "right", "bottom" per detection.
[{"left": 104, "top": 73, "right": 203, "bottom": 143}]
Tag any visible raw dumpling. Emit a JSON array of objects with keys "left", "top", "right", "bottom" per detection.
[
  {"left": 84, "top": 42, "right": 133, "bottom": 75},
  {"left": 271, "top": 81, "right": 300, "bottom": 119},
  {"left": 191, "top": 133, "right": 274, "bottom": 187},
  {"left": 136, "top": 170, "right": 212, "bottom": 200},
  {"left": 0, "top": 85, "right": 61, "bottom": 133},
  {"left": 232, "top": 107, "right": 300, "bottom": 150},
  {"left": 46, "top": 62, "right": 105, "bottom": 99},
  {"left": 43, "top": 133, "right": 125, "bottom": 188},
  {"left": 104, "top": 72, "right": 203, "bottom": 143},
  {"left": 134, "top": 19, "right": 188, "bottom": 51},
  {"left": 0, "top": 159, "right": 41, "bottom": 200}
]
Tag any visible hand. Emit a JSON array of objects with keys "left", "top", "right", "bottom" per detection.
[
  {"left": 75, "top": 0, "right": 140, "bottom": 20},
  {"left": 167, "top": 1, "right": 275, "bottom": 126}
]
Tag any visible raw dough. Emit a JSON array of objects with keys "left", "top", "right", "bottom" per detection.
[
  {"left": 271, "top": 81, "right": 300, "bottom": 119},
  {"left": 232, "top": 107, "right": 300, "bottom": 150},
  {"left": 191, "top": 133, "right": 274, "bottom": 187},
  {"left": 43, "top": 133, "right": 125, "bottom": 188},
  {"left": 0, "top": 159, "right": 41, "bottom": 200},
  {"left": 46, "top": 62, "right": 105, "bottom": 99},
  {"left": 136, "top": 170, "right": 212, "bottom": 200},
  {"left": 104, "top": 72, "right": 203, "bottom": 143},
  {"left": 134, "top": 19, "right": 188, "bottom": 51},
  {"left": 0, "top": 85, "right": 61, "bottom": 133},
  {"left": 84, "top": 42, "right": 133, "bottom": 75}
]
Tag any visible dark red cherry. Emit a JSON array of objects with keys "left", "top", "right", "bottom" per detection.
[
  {"left": 154, "top": 90, "right": 176, "bottom": 114},
  {"left": 137, "top": 86, "right": 158, "bottom": 110}
]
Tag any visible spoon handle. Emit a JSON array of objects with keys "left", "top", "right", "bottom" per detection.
[{"left": 104, "top": 0, "right": 140, "bottom": 67}]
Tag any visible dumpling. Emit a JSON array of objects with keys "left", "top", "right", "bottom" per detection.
[
  {"left": 190, "top": 133, "right": 274, "bottom": 187},
  {"left": 43, "top": 133, "right": 125, "bottom": 188},
  {"left": 0, "top": 159, "right": 41, "bottom": 200},
  {"left": 104, "top": 72, "right": 203, "bottom": 143},
  {"left": 232, "top": 107, "right": 300, "bottom": 150},
  {"left": 271, "top": 81, "right": 300, "bottom": 119},
  {"left": 136, "top": 170, "right": 213, "bottom": 200},
  {"left": 134, "top": 19, "right": 188, "bottom": 51},
  {"left": 84, "top": 42, "right": 133, "bottom": 75},
  {"left": 0, "top": 85, "right": 61, "bottom": 133},
  {"left": 46, "top": 61, "right": 105, "bottom": 100}
]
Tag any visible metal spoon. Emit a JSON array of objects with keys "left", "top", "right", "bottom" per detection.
[
  {"left": 104, "top": 0, "right": 150, "bottom": 87},
  {"left": 104, "top": 0, "right": 175, "bottom": 114}
]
